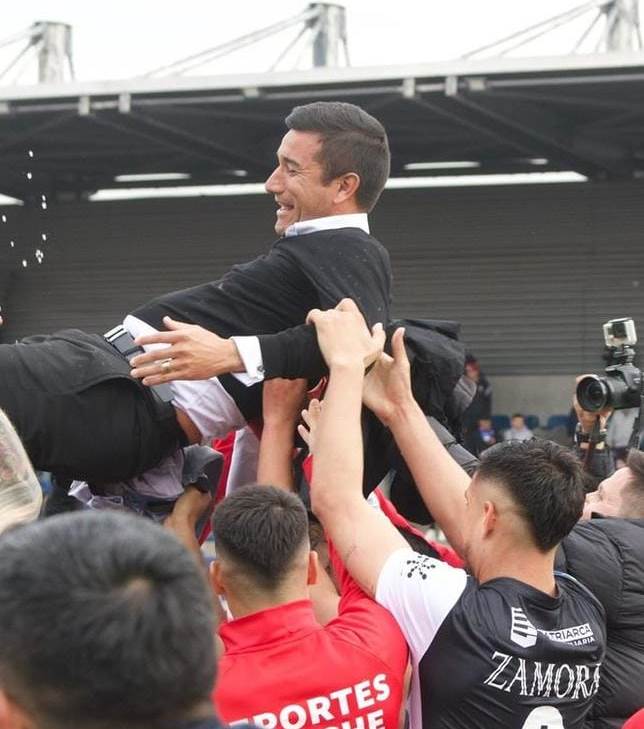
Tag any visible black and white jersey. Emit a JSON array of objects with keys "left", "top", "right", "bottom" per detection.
[{"left": 376, "top": 549, "right": 606, "bottom": 729}]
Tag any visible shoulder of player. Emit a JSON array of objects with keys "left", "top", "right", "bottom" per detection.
[
  {"left": 473, "top": 575, "right": 607, "bottom": 640},
  {"left": 379, "top": 550, "right": 471, "bottom": 607},
  {"left": 553, "top": 572, "right": 607, "bottom": 625},
  {"left": 329, "top": 585, "right": 406, "bottom": 636},
  {"left": 324, "top": 597, "right": 409, "bottom": 670}
]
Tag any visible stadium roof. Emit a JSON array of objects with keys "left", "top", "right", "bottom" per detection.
[{"left": 1, "top": 51, "right": 643, "bottom": 201}]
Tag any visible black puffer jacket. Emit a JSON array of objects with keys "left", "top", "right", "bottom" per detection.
[{"left": 556, "top": 518, "right": 644, "bottom": 729}]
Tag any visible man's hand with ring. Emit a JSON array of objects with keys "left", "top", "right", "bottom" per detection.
[{"left": 129, "top": 317, "right": 244, "bottom": 386}]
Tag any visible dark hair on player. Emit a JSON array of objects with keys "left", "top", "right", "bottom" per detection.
[
  {"left": 213, "top": 485, "right": 309, "bottom": 591},
  {"left": 476, "top": 439, "right": 586, "bottom": 551},
  {"left": 286, "top": 101, "right": 390, "bottom": 211},
  {"left": 0, "top": 511, "right": 216, "bottom": 729}
]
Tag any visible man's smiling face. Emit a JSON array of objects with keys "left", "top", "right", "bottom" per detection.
[{"left": 264, "top": 130, "right": 338, "bottom": 236}]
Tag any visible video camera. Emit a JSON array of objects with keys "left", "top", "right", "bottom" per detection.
[{"left": 576, "top": 318, "right": 642, "bottom": 412}]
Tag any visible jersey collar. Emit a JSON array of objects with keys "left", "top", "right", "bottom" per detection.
[{"left": 219, "top": 599, "right": 320, "bottom": 653}]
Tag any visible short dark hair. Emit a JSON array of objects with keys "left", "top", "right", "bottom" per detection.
[
  {"left": 286, "top": 101, "right": 390, "bottom": 211},
  {"left": 213, "top": 485, "right": 309, "bottom": 590},
  {"left": 0, "top": 512, "right": 216, "bottom": 729},
  {"left": 625, "top": 449, "right": 644, "bottom": 516},
  {"left": 476, "top": 439, "right": 585, "bottom": 551}
]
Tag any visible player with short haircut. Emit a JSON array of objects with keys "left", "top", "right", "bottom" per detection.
[
  {"left": 0, "top": 511, "right": 226, "bottom": 729},
  {"left": 210, "top": 484, "right": 408, "bottom": 729},
  {"left": 306, "top": 299, "right": 606, "bottom": 729}
]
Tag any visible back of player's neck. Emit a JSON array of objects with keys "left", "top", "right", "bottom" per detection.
[
  {"left": 477, "top": 551, "right": 557, "bottom": 597},
  {"left": 228, "top": 584, "right": 309, "bottom": 619}
]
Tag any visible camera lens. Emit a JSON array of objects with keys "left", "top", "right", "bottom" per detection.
[{"left": 576, "top": 376, "right": 610, "bottom": 412}]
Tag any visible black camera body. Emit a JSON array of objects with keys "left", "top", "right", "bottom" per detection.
[{"left": 576, "top": 318, "right": 642, "bottom": 412}]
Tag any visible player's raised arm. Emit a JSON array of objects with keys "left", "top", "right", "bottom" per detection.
[{"left": 308, "top": 299, "right": 409, "bottom": 597}]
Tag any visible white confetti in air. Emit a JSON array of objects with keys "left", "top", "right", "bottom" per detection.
[
  {"left": 41, "top": 202, "right": 47, "bottom": 210},
  {"left": 28, "top": 150, "right": 34, "bottom": 158},
  {"left": 1, "top": 215, "right": 6, "bottom": 223},
  {"left": 21, "top": 260, "right": 27, "bottom": 267},
  {"left": 26, "top": 172, "right": 32, "bottom": 180},
  {"left": 9, "top": 240, "right": 14, "bottom": 248},
  {"left": 41, "top": 194, "right": 46, "bottom": 201},
  {"left": 41, "top": 233, "right": 47, "bottom": 241}
]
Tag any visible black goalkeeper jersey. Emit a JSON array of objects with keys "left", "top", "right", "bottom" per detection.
[{"left": 376, "top": 549, "right": 606, "bottom": 729}]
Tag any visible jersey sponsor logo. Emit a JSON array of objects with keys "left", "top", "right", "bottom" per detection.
[
  {"left": 510, "top": 607, "right": 595, "bottom": 648},
  {"left": 539, "top": 624, "right": 595, "bottom": 645},
  {"left": 510, "top": 607, "right": 538, "bottom": 648},
  {"left": 484, "top": 650, "right": 601, "bottom": 700},
  {"left": 230, "top": 673, "right": 392, "bottom": 729},
  {"left": 403, "top": 554, "right": 438, "bottom": 581}
]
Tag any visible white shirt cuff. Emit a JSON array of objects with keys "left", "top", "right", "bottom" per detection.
[{"left": 230, "top": 336, "right": 265, "bottom": 386}]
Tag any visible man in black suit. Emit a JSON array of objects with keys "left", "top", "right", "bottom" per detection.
[{"left": 0, "top": 101, "right": 392, "bottom": 495}]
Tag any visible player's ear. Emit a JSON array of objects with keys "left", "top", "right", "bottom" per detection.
[
  {"left": 307, "top": 549, "right": 319, "bottom": 586},
  {"left": 209, "top": 560, "right": 226, "bottom": 596},
  {"left": 482, "top": 500, "right": 497, "bottom": 537},
  {"left": 333, "top": 172, "right": 360, "bottom": 205}
]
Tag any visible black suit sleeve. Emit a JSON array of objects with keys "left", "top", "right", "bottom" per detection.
[
  {"left": 257, "top": 232, "right": 392, "bottom": 380},
  {"left": 258, "top": 324, "right": 325, "bottom": 380}
]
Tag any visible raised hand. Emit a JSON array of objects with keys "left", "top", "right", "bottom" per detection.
[
  {"left": 306, "top": 298, "right": 385, "bottom": 371},
  {"left": 362, "top": 327, "right": 415, "bottom": 426}
]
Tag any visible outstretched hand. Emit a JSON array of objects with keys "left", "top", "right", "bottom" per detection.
[
  {"left": 129, "top": 317, "right": 243, "bottom": 385},
  {"left": 362, "top": 326, "right": 415, "bottom": 426},
  {"left": 306, "top": 298, "right": 385, "bottom": 371}
]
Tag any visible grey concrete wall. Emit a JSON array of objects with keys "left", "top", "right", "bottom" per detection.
[{"left": 489, "top": 375, "right": 576, "bottom": 423}]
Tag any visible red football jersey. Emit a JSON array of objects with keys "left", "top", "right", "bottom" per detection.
[
  {"left": 213, "top": 544, "right": 408, "bottom": 729},
  {"left": 625, "top": 709, "right": 644, "bottom": 729}
]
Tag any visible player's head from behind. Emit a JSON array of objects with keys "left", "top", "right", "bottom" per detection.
[
  {"left": 211, "top": 485, "right": 317, "bottom": 616},
  {"left": 266, "top": 101, "right": 390, "bottom": 235},
  {"left": 0, "top": 511, "right": 217, "bottom": 729},
  {"left": 461, "top": 439, "right": 585, "bottom": 572}
]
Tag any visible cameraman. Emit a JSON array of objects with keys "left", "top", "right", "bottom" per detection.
[{"left": 554, "top": 390, "right": 644, "bottom": 729}]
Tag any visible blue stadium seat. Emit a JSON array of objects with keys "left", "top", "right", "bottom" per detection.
[
  {"left": 525, "top": 415, "right": 540, "bottom": 430},
  {"left": 546, "top": 414, "right": 570, "bottom": 431},
  {"left": 491, "top": 415, "right": 511, "bottom": 433}
]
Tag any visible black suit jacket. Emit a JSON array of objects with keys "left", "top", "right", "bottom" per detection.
[{"left": 132, "top": 227, "right": 392, "bottom": 382}]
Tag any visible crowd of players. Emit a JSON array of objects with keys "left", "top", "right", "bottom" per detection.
[{"left": 0, "top": 101, "right": 642, "bottom": 729}]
